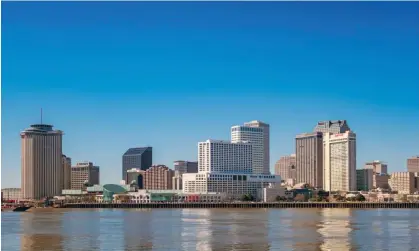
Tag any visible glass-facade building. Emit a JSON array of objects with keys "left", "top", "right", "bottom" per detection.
[{"left": 122, "top": 147, "right": 152, "bottom": 181}]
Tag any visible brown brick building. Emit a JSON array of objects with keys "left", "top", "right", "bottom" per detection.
[{"left": 143, "top": 165, "right": 174, "bottom": 190}]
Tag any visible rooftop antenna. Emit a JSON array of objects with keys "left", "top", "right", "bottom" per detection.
[{"left": 41, "top": 108, "right": 43, "bottom": 124}]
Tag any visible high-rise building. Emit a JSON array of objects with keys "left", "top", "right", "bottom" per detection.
[
  {"left": 143, "top": 165, "right": 174, "bottom": 190},
  {"left": 183, "top": 139, "right": 281, "bottom": 199},
  {"left": 62, "top": 155, "right": 72, "bottom": 190},
  {"left": 71, "top": 162, "right": 100, "bottom": 190},
  {"left": 231, "top": 120, "right": 270, "bottom": 174},
  {"left": 21, "top": 124, "right": 63, "bottom": 199},
  {"left": 373, "top": 174, "right": 390, "bottom": 189},
  {"left": 275, "top": 154, "right": 296, "bottom": 181},
  {"left": 173, "top": 160, "right": 198, "bottom": 173},
  {"left": 198, "top": 140, "right": 253, "bottom": 173},
  {"left": 1, "top": 188, "right": 22, "bottom": 202},
  {"left": 356, "top": 169, "right": 373, "bottom": 191},
  {"left": 407, "top": 156, "right": 419, "bottom": 173},
  {"left": 365, "top": 161, "right": 388, "bottom": 174},
  {"left": 314, "top": 120, "right": 351, "bottom": 134},
  {"left": 389, "top": 172, "right": 417, "bottom": 194},
  {"left": 122, "top": 147, "right": 152, "bottom": 181},
  {"left": 295, "top": 132, "right": 324, "bottom": 189},
  {"left": 323, "top": 131, "right": 357, "bottom": 192}
]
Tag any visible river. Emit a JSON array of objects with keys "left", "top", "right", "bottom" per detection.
[{"left": 2, "top": 208, "right": 419, "bottom": 250}]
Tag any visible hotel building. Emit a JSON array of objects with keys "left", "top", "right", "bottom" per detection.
[
  {"left": 389, "top": 172, "right": 418, "bottom": 194},
  {"left": 231, "top": 120, "right": 270, "bottom": 174},
  {"left": 21, "top": 123, "right": 63, "bottom": 199},
  {"left": 143, "top": 165, "right": 174, "bottom": 190},
  {"left": 71, "top": 162, "right": 100, "bottom": 190},
  {"left": 183, "top": 139, "right": 280, "bottom": 199},
  {"left": 323, "top": 131, "right": 357, "bottom": 192}
]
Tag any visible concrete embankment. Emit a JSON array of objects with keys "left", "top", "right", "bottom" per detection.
[{"left": 62, "top": 202, "right": 419, "bottom": 209}]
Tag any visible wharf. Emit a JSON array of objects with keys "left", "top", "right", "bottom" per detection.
[{"left": 63, "top": 202, "right": 419, "bottom": 209}]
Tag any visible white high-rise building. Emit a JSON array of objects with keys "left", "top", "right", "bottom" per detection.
[
  {"left": 183, "top": 139, "right": 280, "bottom": 199},
  {"left": 21, "top": 124, "right": 63, "bottom": 199},
  {"left": 323, "top": 131, "right": 356, "bottom": 192},
  {"left": 231, "top": 120, "right": 270, "bottom": 174},
  {"left": 198, "top": 140, "right": 253, "bottom": 173}
]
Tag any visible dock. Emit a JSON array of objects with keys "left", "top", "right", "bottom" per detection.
[{"left": 62, "top": 202, "right": 419, "bottom": 209}]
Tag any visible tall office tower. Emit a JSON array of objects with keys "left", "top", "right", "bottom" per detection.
[
  {"left": 71, "top": 162, "right": 100, "bottom": 190},
  {"left": 122, "top": 147, "right": 152, "bottom": 181},
  {"left": 364, "top": 160, "right": 388, "bottom": 174},
  {"left": 62, "top": 155, "right": 72, "bottom": 190},
  {"left": 323, "top": 131, "right": 357, "bottom": 192},
  {"left": 198, "top": 140, "right": 253, "bottom": 173},
  {"left": 274, "top": 154, "right": 296, "bottom": 181},
  {"left": 126, "top": 168, "right": 145, "bottom": 189},
  {"left": 231, "top": 120, "right": 270, "bottom": 174},
  {"left": 143, "top": 165, "right": 174, "bottom": 190},
  {"left": 174, "top": 160, "right": 198, "bottom": 173},
  {"left": 407, "top": 156, "right": 419, "bottom": 173},
  {"left": 314, "top": 120, "right": 351, "bottom": 134},
  {"left": 295, "top": 132, "right": 323, "bottom": 189},
  {"left": 21, "top": 124, "right": 63, "bottom": 199}
]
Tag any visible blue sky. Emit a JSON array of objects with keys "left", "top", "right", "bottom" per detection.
[{"left": 2, "top": 2, "right": 419, "bottom": 188}]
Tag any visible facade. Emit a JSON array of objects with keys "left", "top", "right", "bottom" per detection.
[
  {"left": 62, "top": 155, "right": 72, "bottom": 190},
  {"left": 323, "top": 131, "right": 357, "bottom": 192},
  {"left": 231, "top": 120, "right": 270, "bottom": 174},
  {"left": 198, "top": 140, "right": 253, "bottom": 173},
  {"left": 173, "top": 160, "right": 198, "bottom": 173},
  {"left": 257, "top": 185, "right": 286, "bottom": 202},
  {"left": 1, "top": 188, "right": 22, "bottom": 201},
  {"left": 389, "top": 172, "right": 417, "bottom": 194},
  {"left": 71, "top": 162, "right": 100, "bottom": 190},
  {"left": 126, "top": 168, "right": 145, "bottom": 189},
  {"left": 407, "top": 156, "right": 419, "bottom": 173},
  {"left": 172, "top": 171, "right": 183, "bottom": 190},
  {"left": 275, "top": 154, "right": 296, "bottom": 181},
  {"left": 365, "top": 161, "right": 388, "bottom": 174},
  {"left": 356, "top": 169, "right": 373, "bottom": 191},
  {"left": 373, "top": 174, "right": 390, "bottom": 189},
  {"left": 21, "top": 124, "right": 63, "bottom": 199},
  {"left": 182, "top": 173, "right": 281, "bottom": 199},
  {"left": 314, "top": 120, "right": 351, "bottom": 134},
  {"left": 122, "top": 147, "right": 152, "bottom": 181},
  {"left": 143, "top": 165, "right": 174, "bottom": 190},
  {"left": 295, "top": 132, "right": 323, "bottom": 189}
]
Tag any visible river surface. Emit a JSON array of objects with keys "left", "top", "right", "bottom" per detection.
[{"left": 2, "top": 208, "right": 419, "bottom": 250}]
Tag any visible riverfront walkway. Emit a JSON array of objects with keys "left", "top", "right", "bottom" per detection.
[{"left": 63, "top": 202, "right": 419, "bottom": 209}]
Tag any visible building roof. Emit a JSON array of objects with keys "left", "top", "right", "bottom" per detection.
[
  {"left": 123, "top": 147, "right": 152, "bottom": 156},
  {"left": 103, "top": 184, "right": 128, "bottom": 193}
]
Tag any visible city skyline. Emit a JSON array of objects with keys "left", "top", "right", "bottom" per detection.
[{"left": 3, "top": 2, "right": 419, "bottom": 187}]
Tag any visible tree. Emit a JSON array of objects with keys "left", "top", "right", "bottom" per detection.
[
  {"left": 276, "top": 196, "right": 287, "bottom": 202},
  {"left": 241, "top": 194, "right": 254, "bottom": 202},
  {"left": 355, "top": 194, "right": 366, "bottom": 202}
]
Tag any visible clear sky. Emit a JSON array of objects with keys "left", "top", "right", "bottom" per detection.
[{"left": 2, "top": 2, "right": 419, "bottom": 188}]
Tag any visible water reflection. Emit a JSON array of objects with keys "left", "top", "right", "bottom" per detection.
[
  {"left": 20, "top": 211, "right": 64, "bottom": 251},
  {"left": 1, "top": 208, "right": 419, "bottom": 251},
  {"left": 318, "top": 208, "right": 352, "bottom": 251}
]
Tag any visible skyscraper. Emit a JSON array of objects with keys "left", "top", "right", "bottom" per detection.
[
  {"left": 62, "top": 155, "right": 72, "bottom": 190},
  {"left": 231, "top": 120, "right": 270, "bottom": 174},
  {"left": 295, "top": 132, "right": 323, "bottom": 188},
  {"left": 21, "top": 124, "right": 63, "bottom": 199},
  {"left": 365, "top": 160, "right": 388, "bottom": 174},
  {"left": 323, "top": 131, "right": 357, "bottom": 192},
  {"left": 173, "top": 160, "right": 198, "bottom": 173},
  {"left": 122, "top": 147, "right": 152, "bottom": 181},
  {"left": 314, "top": 120, "right": 351, "bottom": 134}
]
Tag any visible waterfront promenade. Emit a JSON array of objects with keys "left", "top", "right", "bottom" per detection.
[{"left": 63, "top": 202, "right": 419, "bottom": 209}]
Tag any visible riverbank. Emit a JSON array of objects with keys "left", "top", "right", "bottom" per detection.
[{"left": 63, "top": 202, "right": 419, "bottom": 209}]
